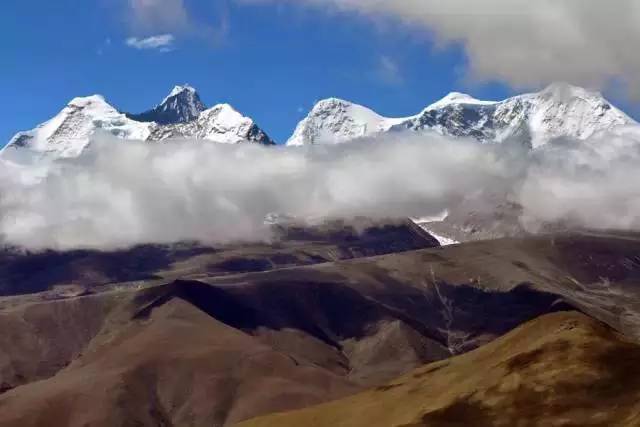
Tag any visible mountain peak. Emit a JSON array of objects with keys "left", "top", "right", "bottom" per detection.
[
  {"left": 442, "top": 92, "right": 476, "bottom": 102},
  {"left": 67, "top": 95, "right": 109, "bottom": 108},
  {"left": 303, "top": 98, "right": 362, "bottom": 118},
  {"left": 426, "top": 91, "right": 497, "bottom": 111},
  {"left": 313, "top": 97, "right": 353, "bottom": 109},
  {"left": 287, "top": 98, "right": 402, "bottom": 146},
  {"left": 307, "top": 98, "right": 384, "bottom": 118},
  {"left": 162, "top": 84, "right": 198, "bottom": 104},
  {"left": 128, "top": 84, "right": 206, "bottom": 125},
  {"left": 2, "top": 93, "right": 151, "bottom": 161}
]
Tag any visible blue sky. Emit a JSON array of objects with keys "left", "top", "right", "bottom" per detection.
[{"left": 2, "top": 0, "right": 639, "bottom": 145}]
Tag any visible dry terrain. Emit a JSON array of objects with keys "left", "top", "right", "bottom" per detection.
[
  {"left": 238, "top": 311, "right": 640, "bottom": 427},
  {"left": 1, "top": 226, "right": 640, "bottom": 426}
]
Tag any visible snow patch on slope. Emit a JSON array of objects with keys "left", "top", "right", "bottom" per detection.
[
  {"left": 411, "top": 211, "right": 460, "bottom": 246},
  {"left": 421, "top": 227, "right": 460, "bottom": 246}
]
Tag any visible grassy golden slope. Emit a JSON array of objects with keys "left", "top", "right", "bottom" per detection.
[{"left": 237, "top": 311, "right": 640, "bottom": 427}]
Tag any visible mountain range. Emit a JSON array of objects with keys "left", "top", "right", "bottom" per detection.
[
  {"left": 2, "top": 83, "right": 636, "bottom": 162},
  {"left": 286, "top": 82, "right": 634, "bottom": 147}
]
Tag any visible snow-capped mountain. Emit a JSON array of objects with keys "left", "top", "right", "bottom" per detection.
[
  {"left": 288, "top": 83, "right": 636, "bottom": 148},
  {"left": 2, "top": 86, "right": 274, "bottom": 163},
  {"left": 127, "top": 85, "right": 206, "bottom": 125},
  {"left": 4, "top": 82, "right": 637, "bottom": 164},
  {"left": 3, "top": 95, "right": 152, "bottom": 163},
  {"left": 286, "top": 98, "right": 404, "bottom": 146}
]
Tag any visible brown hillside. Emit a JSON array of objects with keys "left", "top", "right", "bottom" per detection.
[{"left": 237, "top": 311, "right": 640, "bottom": 427}]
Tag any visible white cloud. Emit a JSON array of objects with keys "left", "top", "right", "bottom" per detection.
[
  {"left": 126, "top": 34, "right": 175, "bottom": 51},
  {"left": 239, "top": 0, "right": 640, "bottom": 95},
  {"left": 0, "top": 134, "right": 514, "bottom": 250},
  {"left": 4, "top": 127, "right": 640, "bottom": 251},
  {"left": 520, "top": 126, "right": 640, "bottom": 232}
]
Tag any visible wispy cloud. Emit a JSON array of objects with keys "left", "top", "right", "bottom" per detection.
[
  {"left": 126, "top": 0, "right": 229, "bottom": 46},
  {"left": 125, "top": 34, "right": 175, "bottom": 51},
  {"left": 375, "top": 55, "right": 403, "bottom": 85}
]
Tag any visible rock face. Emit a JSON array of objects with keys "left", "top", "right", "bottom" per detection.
[
  {"left": 288, "top": 83, "right": 635, "bottom": 148},
  {"left": 1, "top": 85, "right": 274, "bottom": 163}
]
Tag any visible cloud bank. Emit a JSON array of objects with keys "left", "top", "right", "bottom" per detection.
[
  {"left": 521, "top": 126, "right": 640, "bottom": 231},
  {"left": 0, "top": 134, "right": 516, "bottom": 250},
  {"left": 240, "top": 0, "right": 640, "bottom": 95},
  {"left": 2, "top": 128, "right": 640, "bottom": 251}
]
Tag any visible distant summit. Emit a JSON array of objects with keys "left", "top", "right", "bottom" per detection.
[{"left": 127, "top": 85, "right": 206, "bottom": 125}]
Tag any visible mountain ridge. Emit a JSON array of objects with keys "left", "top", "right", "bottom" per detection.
[
  {"left": 3, "top": 82, "right": 636, "bottom": 162},
  {"left": 1, "top": 85, "right": 275, "bottom": 162}
]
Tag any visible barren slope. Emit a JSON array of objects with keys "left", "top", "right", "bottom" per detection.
[
  {"left": 2, "top": 232, "right": 640, "bottom": 426},
  {"left": 238, "top": 311, "right": 640, "bottom": 427}
]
